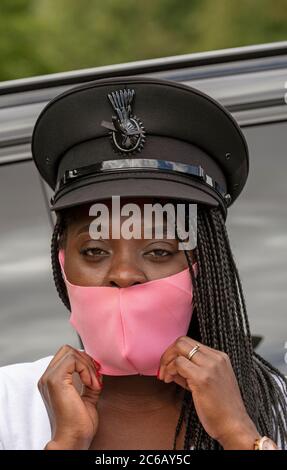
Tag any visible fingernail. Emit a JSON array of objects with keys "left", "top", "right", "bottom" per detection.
[
  {"left": 98, "top": 375, "right": 104, "bottom": 389},
  {"left": 92, "top": 372, "right": 99, "bottom": 389},
  {"left": 157, "top": 367, "right": 161, "bottom": 379},
  {"left": 96, "top": 369, "right": 103, "bottom": 385},
  {"left": 93, "top": 359, "right": 101, "bottom": 370},
  {"left": 93, "top": 372, "right": 102, "bottom": 390}
]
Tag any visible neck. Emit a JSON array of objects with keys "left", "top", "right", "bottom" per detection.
[{"left": 100, "top": 375, "right": 184, "bottom": 413}]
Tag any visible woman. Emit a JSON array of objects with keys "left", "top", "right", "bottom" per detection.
[
  {"left": 0, "top": 76, "right": 286, "bottom": 450},
  {"left": 45, "top": 197, "right": 287, "bottom": 451}
]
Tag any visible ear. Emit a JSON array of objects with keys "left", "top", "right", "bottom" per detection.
[
  {"left": 58, "top": 248, "right": 64, "bottom": 263},
  {"left": 58, "top": 248, "right": 66, "bottom": 278}
]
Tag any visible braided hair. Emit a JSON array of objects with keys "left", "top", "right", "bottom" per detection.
[{"left": 50, "top": 204, "right": 287, "bottom": 450}]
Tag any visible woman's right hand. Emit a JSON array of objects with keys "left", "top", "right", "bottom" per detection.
[{"left": 38, "top": 344, "right": 103, "bottom": 450}]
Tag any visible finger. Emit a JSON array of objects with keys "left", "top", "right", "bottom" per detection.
[
  {"left": 76, "top": 350, "right": 102, "bottom": 373},
  {"left": 160, "top": 337, "right": 202, "bottom": 367},
  {"left": 163, "top": 372, "right": 190, "bottom": 390},
  {"left": 38, "top": 346, "right": 75, "bottom": 398},
  {"left": 73, "top": 351, "right": 103, "bottom": 389},
  {"left": 42, "top": 347, "right": 99, "bottom": 386},
  {"left": 158, "top": 336, "right": 206, "bottom": 379},
  {"left": 48, "top": 353, "right": 101, "bottom": 393},
  {"left": 44, "top": 345, "right": 101, "bottom": 374},
  {"left": 65, "top": 355, "right": 101, "bottom": 392},
  {"left": 58, "top": 351, "right": 102, "bottom": 389},
  {"left": 76, "top": 364, "right": 102, "bottom": 395},
  {"left": 163, "top": 355, "right": 204, "bottom": 390},
  {"left": 165, "top": 348, "right": 219, "bottom": 381},
  {"left": 43, "top": 345, "right": 79, "bottom": 372}
]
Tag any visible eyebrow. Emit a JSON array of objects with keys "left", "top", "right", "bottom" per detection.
[{"left": 76, "top": 224, "right": 91, "bottom": 236}]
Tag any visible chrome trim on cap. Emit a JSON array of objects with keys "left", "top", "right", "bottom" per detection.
[{"left": 55, "top": 158, "right": 227, "bottom": 202}]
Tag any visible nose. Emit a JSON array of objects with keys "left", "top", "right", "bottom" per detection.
[{"left": 106, "top": 259, "right": 147, "bottom": 288}]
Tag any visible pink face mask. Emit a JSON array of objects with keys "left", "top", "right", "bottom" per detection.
[{"left": 58, "top": 249, "right": 197, "bottom": 376}]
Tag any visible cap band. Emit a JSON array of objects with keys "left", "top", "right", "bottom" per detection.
[{"left": 55, "top": 158, "right": 227, "bottom": 202}]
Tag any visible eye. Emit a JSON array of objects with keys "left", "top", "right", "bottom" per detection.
[
  {"left": 145, "top": 249, "right": 172, "bottom": 258},
  {"left": 80, "top": 247, "right": 109, "bottom": 258}
]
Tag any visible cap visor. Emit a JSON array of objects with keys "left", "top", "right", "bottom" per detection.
[{"left": 51, "top": 173, "right": 221, "bottom": 212}]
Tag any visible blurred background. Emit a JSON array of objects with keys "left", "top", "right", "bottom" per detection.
[
  {"left": 0, "top": 0, "right": 286, "bottom": 375},
  {"left": 1, "top": 0, "right": 287, "bottom": 81}
]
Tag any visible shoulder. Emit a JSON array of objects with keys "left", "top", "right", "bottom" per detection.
[
  {"left": 0, "top": 355, "right": 54, "bottom": 450},
  {"left": 0, "top": 354, "right": 54, "bottom": 385}
]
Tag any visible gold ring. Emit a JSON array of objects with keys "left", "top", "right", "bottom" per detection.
[{"left": 187, "top": 344, "right": 200, "bottom": 361}]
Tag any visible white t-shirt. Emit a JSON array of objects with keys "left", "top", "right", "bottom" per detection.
[
  {"left": 0, "top": 355, "right": 53, "bottom": 450},
  {"left": 0, "top": 355, "right": 286, "bottom": 450}
]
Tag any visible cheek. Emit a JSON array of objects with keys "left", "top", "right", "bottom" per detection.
[
  {"left": 144, "top": 252, "right": 189, "bottom": 280},
  {"left": 63, "top": 250, "right": 108, "bottom": 287},
  {"left": 177, "top": 250, "right": 189, "bottom": 267},
  {"left": 169, "top": 249, "right": 189, "bottom": 270}
]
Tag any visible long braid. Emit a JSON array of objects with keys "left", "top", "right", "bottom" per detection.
[
  {"left": 50, "top": 212, "right": 71, "bottom": 311},
  {"left": 172, "top": 391, "right": 187, "bottom": 450}
]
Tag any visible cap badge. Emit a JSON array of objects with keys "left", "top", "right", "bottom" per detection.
[{"left": 101, "top": 88, "right": 146, "bottom": 155}]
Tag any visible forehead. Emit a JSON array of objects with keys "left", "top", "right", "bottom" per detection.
[
  {"left": 63, "top": 197, "right": 173, "bottom": 225},
  {"left": 60, "top": 197, "right": 196, "bottom": 247}
]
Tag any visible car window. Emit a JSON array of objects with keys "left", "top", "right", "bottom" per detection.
[
  {"left": 0, "top": 161, "right": 78, "bottom": 366},
  {"left": 227, "top": 121, "right": 287, "bottom": 375}
]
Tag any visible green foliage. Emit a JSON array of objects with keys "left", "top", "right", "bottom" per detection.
[{"left": 0, "top": 0, "right": 286, "bottom": 81}]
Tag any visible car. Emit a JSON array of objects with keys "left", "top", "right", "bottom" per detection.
[{"left": 0, "top": 41, "right": 287, "bottom": 374}]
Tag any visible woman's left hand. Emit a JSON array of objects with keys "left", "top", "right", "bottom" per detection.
[{"left": 158, "top": 336, "right": 260, "bottom": 449}]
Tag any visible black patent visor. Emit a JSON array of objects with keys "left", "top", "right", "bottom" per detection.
[{"left": 55, "top": 158, "right": 226, "bottom": 200}]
